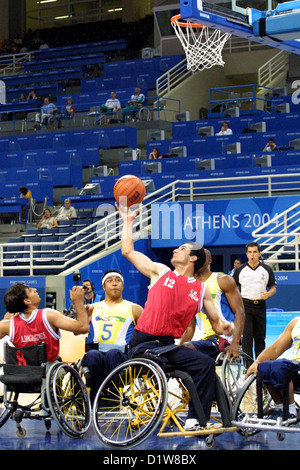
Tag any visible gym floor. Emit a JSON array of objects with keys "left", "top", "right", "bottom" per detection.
[{"left": 0, "top": 417, "right": 298, "bottom": 451}]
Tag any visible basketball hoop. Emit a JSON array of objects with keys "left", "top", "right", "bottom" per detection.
[{"left": 171, "top": 14, "right": 231, "bottom": 72}]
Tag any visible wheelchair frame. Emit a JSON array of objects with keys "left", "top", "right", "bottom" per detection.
[
  {"left": 232, "top": 369, "right": 300, "bottom": 441},
  {"left": 0, "top": 343, "right": 91, "bottom": 439},
  {"left": 92, "top": 354, "right": 238, "bottom": 449},
  {"left": 217, "top": 348, "right": 253, "bottom": 401}
]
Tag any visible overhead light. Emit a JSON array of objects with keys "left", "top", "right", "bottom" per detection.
[
  {"left": 37, "top": 0, "right": 57, "bottom": 4},
  {"left": 107, "top": 8, "right": 123, "bottom": 12},
  {"left": 54, "top": 15, "right": 70, "bottom": 20}
]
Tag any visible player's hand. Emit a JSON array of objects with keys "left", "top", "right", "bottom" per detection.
[
  {"left": 70, "top": 285, "right": 85, "bottom": 303},
  {"left": 115, "top": 202, "right": 141, "bottom": 221}
]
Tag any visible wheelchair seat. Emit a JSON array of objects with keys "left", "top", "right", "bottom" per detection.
[
  {"left": 0, "top": 343, "right": 47, "bottom": 393},
  {"left": 0, "top": 343, "right": 91, "bottom": 439}
]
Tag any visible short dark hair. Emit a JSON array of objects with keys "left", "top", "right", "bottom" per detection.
[
  {"left": 19, "top": 186, "right": 28, "bottom": 196},
  {"left": 187, "top": 242, "right": 206, "bottom": 274},
  {"left": 246, "top": 242, "right": 261, "bottom": 252},
  {"left": 4, "top": 283, "right": 29, "bottom": 313},
  {"left": 102, "top": 269, "right": 123, "bottom": 283}
]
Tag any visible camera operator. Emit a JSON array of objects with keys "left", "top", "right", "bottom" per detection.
[
  {"left": 82, "top": 279, "right": 102, "bottom": 304},
  {"left": 64, "top": 272, "right": 102, "bottom": 318}
]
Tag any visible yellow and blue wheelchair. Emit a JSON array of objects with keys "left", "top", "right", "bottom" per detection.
[
  {"left": 90, "top": 343, "right": 251, "bottom": 449},
  {"left": 0, "top": 342, "right": 91, "bottom": 438},
  {"left": 232, "top": 367, "right": 300, "bottom": 441}
]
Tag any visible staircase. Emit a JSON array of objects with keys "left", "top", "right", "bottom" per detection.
[{"left": 252, "top": 201, "right": 300, "bottom": 271}]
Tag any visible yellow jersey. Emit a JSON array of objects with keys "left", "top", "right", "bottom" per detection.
[
  {"left": 86, "top": 299, "right": 136, "bottom": 352},
  {"left": 291, "top": 318, "right": 300, "bottom": 362},
  {"left": 197, "top": 272, "right": 234, "bottom": 342}
]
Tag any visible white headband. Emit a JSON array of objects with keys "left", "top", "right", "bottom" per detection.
[{"left": 102, "top": 272, "right": 124, "bottom": 285}]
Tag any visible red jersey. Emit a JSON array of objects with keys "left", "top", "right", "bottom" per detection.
[
  {"left": 136, "top": 269, "right": 206, "bottom": 338},
  {"left": 9, "top": 308, "right": 61, "bottom": 362}
]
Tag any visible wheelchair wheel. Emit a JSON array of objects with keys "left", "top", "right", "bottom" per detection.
[
  {"left": 232, "top": 374, "right": 274, "bottom": 436},
  {"left": 92, "top": 358, "right": 168, "bottom": 449},
  {"left": 46, "top": 362, "right": 91, "bottom": 439},
  {"left": 221, "top": 351, "right": 253, "bottom": 401}
]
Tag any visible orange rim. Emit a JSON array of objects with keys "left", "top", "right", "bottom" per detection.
[{"left": 171, "top": 14, "right": 204, "bottom": 28}]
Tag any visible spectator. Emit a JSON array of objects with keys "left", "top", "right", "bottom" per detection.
[
  {"left": 27, "top": 90, "right": 38, "bottom": 100},
  {"left": 19, "top": 186, "right": 32, "bottom": 223},
  {"left": 149, "top": 147, "right": 162, "bottom": 159},
  {"left": 56, "top": 199, "right": 77, "bottom": 221},
  {"left": 19, "top": 186, "right": 31, "bottom": 199},
  {"left": 122, "top": 87, "right": 145, "bottom": 121},
  {"left": 233, "top": 242, "right": 277, "bottom": 360},
  {"left": 34, "top": 97, "right": 58, "bottom": 130},
  {"left": 12, "top": 33, "right": 23, "bottom": 51},
  {"left": 37, "top": 208, "right": 58, "bottom": 229},
  {"left": 100, "top": 91, "right": 121, "bottom": 114},
  {"left": 216, "top": 121, "right": 233, "bottom": 135},
  {"left": 228, "top": 257, "right": 243, "bottom": 276},
  {"left": 39, "top": 40, "right": 49, "bottom": 50},
  {"left": 263, "top": 138, "right": 278, "bottom": 152},
  {"left": 56, "top": 97, "right": 75, "bottom": 128}
]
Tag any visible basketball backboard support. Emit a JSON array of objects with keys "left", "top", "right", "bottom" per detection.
[{"left": 180, "top": 1, "right": 300, "bottom": 55}]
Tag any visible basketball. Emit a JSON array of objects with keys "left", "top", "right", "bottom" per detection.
[{"left": 113, "top": 175, "right": 146, "bottom": 207}]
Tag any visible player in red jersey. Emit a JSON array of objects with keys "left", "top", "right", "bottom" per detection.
[
  {"left": 0, "top": 283, "right": 89, "bottom": 363},
  {"left": 119, "top": 204, "right": 234, "bottom": 431}
]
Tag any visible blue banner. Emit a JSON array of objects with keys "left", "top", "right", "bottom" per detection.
[{"left": 151, "top": 195, "right": 300, "bottom": 247}]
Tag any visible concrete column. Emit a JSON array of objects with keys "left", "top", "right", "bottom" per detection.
[{"left": 0, "top": 0, "right": 26, "bottom": 40}]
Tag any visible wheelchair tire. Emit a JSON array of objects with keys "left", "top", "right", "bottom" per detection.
[
  {"left": 232, "top": 374, "right": 274, "bottom": 436},
  {"left": 92, "top": 358, "right": 168, "bottom": 449},
  {"left": 221, "top": 351, "right": 253, "bottom": 401},
  {"left": 46, "top": 362, "right": 91, "bottom": 439}
]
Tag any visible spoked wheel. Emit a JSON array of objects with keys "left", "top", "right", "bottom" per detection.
[
  {"left": 221, "top": 351, "right": 253, "bottom": 401},
  {"left": 92, "top": 358, "right": 168, "bottom": 449},
  {"left": 232, "top": 374, "right": 274, "bottom": 437},
  {"left": 46, "top": 362, "right": 91, "bottom": 439}
]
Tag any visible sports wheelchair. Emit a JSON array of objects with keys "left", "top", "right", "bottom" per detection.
[
  {"left": 0, "top": 342, "right": 91, "bottom": 438},
  {"left": 91, "top": 344, "right": 240, "bottom": 449},
  {"left": 216, "top": 347, "right": 253, "bottom": 401},
  {"left": 232, "top": 368, "right": 300, "bottom": 441}
]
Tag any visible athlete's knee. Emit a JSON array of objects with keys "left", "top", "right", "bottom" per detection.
[
  {"left": 182, "top": 342, "right": 197, "bottom": 350},
  {"left": 105, "top": 349, "right": 127, "bottom": 370}
]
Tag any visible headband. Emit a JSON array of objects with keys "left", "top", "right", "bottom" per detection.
[{"left": 102, "top": 272, "right": 124, "bottom": 285}]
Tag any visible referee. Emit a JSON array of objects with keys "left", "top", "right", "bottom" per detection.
[{"left": 233, "top": 242, "right": 277, "bottom": 359}]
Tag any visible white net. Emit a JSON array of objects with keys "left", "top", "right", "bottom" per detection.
[{"left": 171, "top": 15, "right": 231, "bottom": 72}]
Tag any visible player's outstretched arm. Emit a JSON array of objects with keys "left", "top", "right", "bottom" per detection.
[{"left": 118, "top": 203, "right": 166, "bottom": 281}]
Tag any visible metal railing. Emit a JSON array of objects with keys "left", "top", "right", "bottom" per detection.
[
  {"left": 258, "top": 49, "right": 289, "bottom": 88},
  {"left": 252, "top": 200, "right": 300, "bottom": 270},
  {"left": 1, "top": 172, "right": 300, "bottom": 276},
  {"left": 156, "top": 57, "right": 191, "bottom": 96},
  {"left": 0, "top": 52, "right": 33, "bottom": 76}
]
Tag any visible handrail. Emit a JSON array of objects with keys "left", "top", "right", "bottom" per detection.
[
  {"left": 252, "top": 201, "right": 300, "bottom": 269},
  {"left": 2, "top": 172, "right": 300, "bottom": 275},
  {"left": 258, "top": 49, "right": 289, "bottom": 88},
  {"left": 156, "top": 57, "right": 191, "bottom": 96},
  {"left": 0, "top": 52, "right": 33, "bottom": 76}
]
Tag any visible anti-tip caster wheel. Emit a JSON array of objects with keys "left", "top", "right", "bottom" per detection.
[
  {"left": 205, "top": 434, "right": 215, "bottom": 448},
  {"left": 16, "top": 427, "right": 26, "bottom": 438}
]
